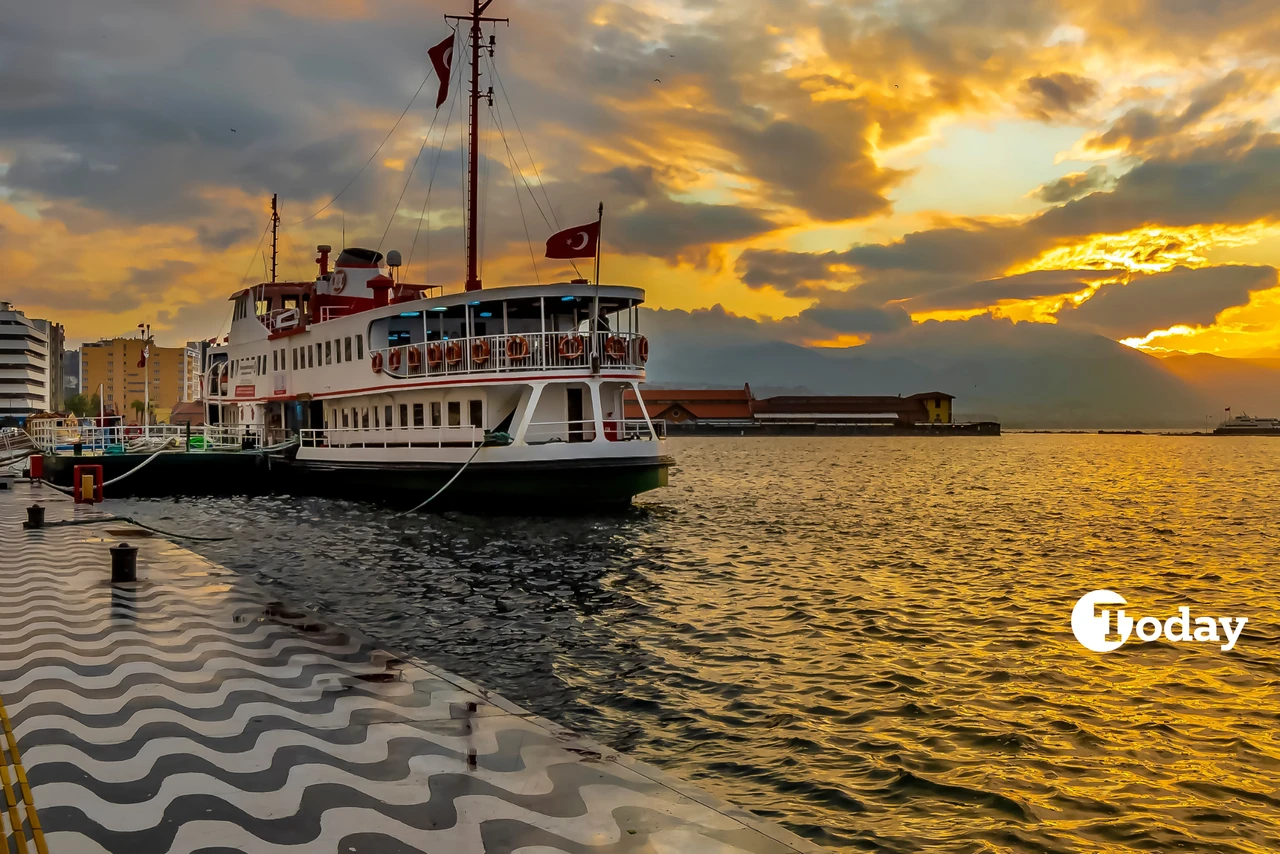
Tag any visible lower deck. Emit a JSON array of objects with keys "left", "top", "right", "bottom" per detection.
[{"left": 0, "top": 483, "right": 817, "bottom": 853}]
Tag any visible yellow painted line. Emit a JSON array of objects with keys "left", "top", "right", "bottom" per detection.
[{"left": 0, "top": 694, "right": 46, "bottom": 854}]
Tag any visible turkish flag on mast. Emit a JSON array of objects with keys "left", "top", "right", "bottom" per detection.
[
  {"left": 137, "top": 342, "right": 149, "bottom": 369},
  {"left": 428, "top": 34, "right": 455, "bottom": 109},
  {"left": 545, "top": 221, "right": 600, "bottom": 259}
]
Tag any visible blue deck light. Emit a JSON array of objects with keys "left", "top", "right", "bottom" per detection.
[
  {"left": 479, "top": 311, "right": 493, "bottom": 317},
  {"left": 560, "top": 296, "right": 575, "bottom": 302},
  {"left": 429, "top": 306, "right": 448, "bottom": 312},
  {"left": 399, "top": 311, "right": 421, "bottom": 317}
]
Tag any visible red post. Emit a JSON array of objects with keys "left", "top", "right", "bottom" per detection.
[
  {"left": 28, "top": 454, "right": 43, "bottom": 481},
  {"left": 72, "top": 464, "right": 104, "bottom": 504}
]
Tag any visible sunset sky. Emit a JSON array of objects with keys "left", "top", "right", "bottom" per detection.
[{"left": 5, "top": 0, "right": 1280, "bottom": 357}]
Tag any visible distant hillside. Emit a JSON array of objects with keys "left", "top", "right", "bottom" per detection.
[
  {"left": 1161, "top": 354, "right": 1280, "bottom": 416},
  {"left": 642, "top": 310, "right": 1223, "bottom": 428}
]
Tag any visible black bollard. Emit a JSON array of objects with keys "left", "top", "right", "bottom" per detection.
[
  {"left": 110, "top": 542, "right": 139, "bottom": 583},
  {"left": 23, "top": 504, "right": 45, "bottom": 529}
]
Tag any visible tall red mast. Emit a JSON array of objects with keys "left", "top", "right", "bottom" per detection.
[{"left": 447, "top": 0, "right": 507, "bottom": 292}]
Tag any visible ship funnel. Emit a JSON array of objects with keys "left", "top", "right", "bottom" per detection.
[{"left": 316, "top": 244, "right": 332, "bottom": 276}]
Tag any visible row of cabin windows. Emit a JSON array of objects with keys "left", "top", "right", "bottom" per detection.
[
  {"left": 292, "top": 335, "right": 362, "bottom": 371},
  {"left": 328, "top": 399, "right": 483, "bottom": 430}
]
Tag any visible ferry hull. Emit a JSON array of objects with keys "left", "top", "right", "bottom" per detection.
[
  {"left": 42, "top": 451, "right": 278, "bottom": 497},
  {"left": 42, "top": 450, "right": 672, "bottom": 511},
  {"left": 280, "top": 455, "right": 673, "bottom": 512},
  {"left": 1213, "top": 427, "right": 1280, "bottom": 435}
]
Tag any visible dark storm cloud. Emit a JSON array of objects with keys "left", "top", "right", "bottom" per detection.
[
  {"left": 697, "top": 108, "right": 903, "bottom": 222},
  {"left": 1040, "top": 126, "right": 1280, "bottom": 234},
  {"left": 1085, "top": 70, "right": 1253, "bottom": 154},
  {"left": 1058, "top": 265, "right": 1274, "bottom": 338},
  {"left": 1033, "top": 165, "right": 1115, "bottom": 204},
  {"left": 1022, "top": 72, "right": 1099, "bottom": 121},
  {"left": 796, "top": 299, "right": 912, "bottom": 335},
  {"left": 611, "top": 199, "right": 775, "bottom": 262},
  {"left": 736, "top": 248, "right": 843, "bottom": 296}
]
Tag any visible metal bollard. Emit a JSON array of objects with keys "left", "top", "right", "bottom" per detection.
[
  {"left": 23, "top": 504, "right": 45, "bottom": 529},
  {"left": 110, "top": 542, "right": 139, "bottom": 583}
]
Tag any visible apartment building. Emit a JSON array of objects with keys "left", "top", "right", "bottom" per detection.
[
  {"left": 81, "top": 337, "right": 201, "bottom": 423},
  {"left": 0, "top": 301, "right": 62, "bottom": 419}
]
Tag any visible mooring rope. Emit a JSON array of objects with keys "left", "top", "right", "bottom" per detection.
[
  {"left": 39, "top": 515, "right": 233, "bottom": 542},
  {"left": 102, "top": 443, "right": 180, "bottom": 488},
  {"left": 396, "top": 431, "right": 511, "bottom": 516}
]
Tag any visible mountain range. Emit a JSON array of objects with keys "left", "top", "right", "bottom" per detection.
[{"left": 639, "top": 308, "right": 1280, "bottom": 428}]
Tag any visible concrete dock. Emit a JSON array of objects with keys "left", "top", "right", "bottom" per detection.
[{"left": 0, "top": 481, "right": 821, "bottom": 854}]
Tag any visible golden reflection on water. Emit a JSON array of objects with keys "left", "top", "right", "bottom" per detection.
[{"left": 624, "top": 435, "right": 1280, "bottom": 852}]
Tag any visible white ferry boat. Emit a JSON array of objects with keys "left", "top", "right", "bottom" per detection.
[
  {"left": 1214, "top": 414, "right": 1280, "bottom": 435},
  {"left": 202, "top": 1, "right": 670, "bottom": 510}
]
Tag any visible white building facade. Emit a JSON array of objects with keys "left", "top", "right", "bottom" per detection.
[{"left": 0, "top": 301, "right": 58, "bottom": 419}]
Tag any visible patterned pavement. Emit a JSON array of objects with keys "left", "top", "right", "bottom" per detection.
[{"left": 0, "top": 482, "right": 822, "bottom": 854}]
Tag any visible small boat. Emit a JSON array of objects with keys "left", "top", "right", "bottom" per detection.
[
  {"left": 201, "top": 0, "right": 671, "bottom": 511},
  {"left": 1213, "top": 414, "right": 1280, "bottom": 435}
]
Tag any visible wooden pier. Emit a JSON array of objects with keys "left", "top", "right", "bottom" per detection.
[{"left": 0, "top": 482, "right": 820, "bottom": 853}]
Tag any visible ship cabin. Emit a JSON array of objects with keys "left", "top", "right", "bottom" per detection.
[{"left": 204, "top": 247, "right": 657, "bottom": 452}]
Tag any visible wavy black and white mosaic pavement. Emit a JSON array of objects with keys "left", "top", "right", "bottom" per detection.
[{"left": 0, "top": 483, "right": 820, "bottom": 854}]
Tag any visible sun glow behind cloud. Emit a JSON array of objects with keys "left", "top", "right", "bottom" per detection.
[{"left": 1012, "top": 224, "right": 1276, "bottom": 276}]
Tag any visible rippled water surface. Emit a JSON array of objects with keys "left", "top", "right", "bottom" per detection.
[{"left": 113, "top": 436, "right": 1280, "bottom": 853}]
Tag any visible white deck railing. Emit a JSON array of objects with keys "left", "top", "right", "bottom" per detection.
[
  {"left": 300, "top": 425, "right": 486, "bottom": 449},
  {"left": 29, "top": 422, "right": 266, "bottom": 454},
  {"left": 371, "top": 331, "right": 648, "bottom": 380},
  {"left": 300, "top": 417, "right": 661, "bottom": 449}
]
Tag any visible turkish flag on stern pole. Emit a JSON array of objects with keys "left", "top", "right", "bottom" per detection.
[
  {"left": 428, "top": 34, "right": 455, "bottom": 109},
  {"left": 137, "top": 342, "right": 149, "bottom": 369},
  {"left": 545, "top": 221, "right": 600, "bottom": 259}
]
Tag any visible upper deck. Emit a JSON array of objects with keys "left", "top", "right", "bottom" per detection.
[{"left": 206, "top": 280, "right": 650, "bottom": 403}]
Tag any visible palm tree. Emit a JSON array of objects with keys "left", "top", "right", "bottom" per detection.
[{"left": 130, "top": 400, "right": 145, "bottom": 424}]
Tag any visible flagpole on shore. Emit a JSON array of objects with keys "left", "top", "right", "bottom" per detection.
[{"left": 138, "top": 323, "right": 151, "bottom": 428}]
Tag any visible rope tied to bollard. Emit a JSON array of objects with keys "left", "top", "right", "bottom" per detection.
[{"left": 38, "top": 516, "right": 234, "bottom": 542}]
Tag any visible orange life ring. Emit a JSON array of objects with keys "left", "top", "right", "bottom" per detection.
[
  {"left": 636, "top": 336, "right": 649, "bottom": 363},
  {"left": 604, "top": 335, "right": 626, "bottom": 360},
  {"left": 408, "top": 346, "right": 422, "bottom": 369},
  {"left": 427, "top": 342, "right": 443, "bottom": 367},
  {"left": 371, "top": 352, "right": 384, "bottom": 373},
  {"left": 506, "top": 335, "right": 530, "bottom": 361},
  {"left": 388, "top": 348, "right": 403, "bottom": 372},
  {"left": 471, "top": 338, "right": 491, "bottom": 366},
  {"left": 445, "top": 340, "right": 463, "bottom": 365},
  {"left": 558, "top": 333, "right": 584, "bottom": 361}
]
